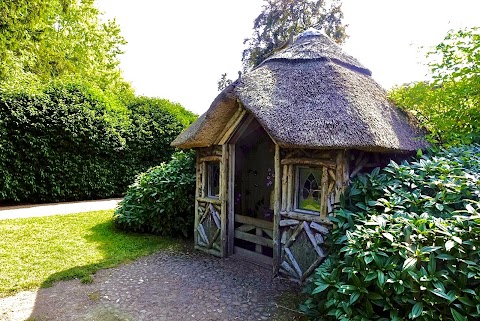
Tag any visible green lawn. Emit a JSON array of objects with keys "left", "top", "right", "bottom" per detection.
[{"left": 0, "top": 210, "right": 177, "bottom": 297}]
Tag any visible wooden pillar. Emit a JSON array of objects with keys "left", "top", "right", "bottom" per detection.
[
  {"left": 281, "top": 165, "right": 288, "bottom": 211},
  {"left": 220, "top": 144, "right": 228, "bottom": 257},
  {"left": 194, "top": 151, "right": 200, "bottom": 247},
  {"left": 286, "top": 165, "right": 294, "bottom": 212},
  {"left": 273, "top": 144, "right": 281, "bottom": 274},
  {"left": 320, "top": 167, "right": 328, "bottom": 219},
  {"left": 227, "top": 144, "right": 235, "bottom": 256},
  {"left": 201, "top": 161, "right": 207, "bottom": 198}
]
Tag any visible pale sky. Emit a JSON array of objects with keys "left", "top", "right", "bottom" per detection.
[{"left": 96, "top": 0, "right": 480, "bottom": 115}]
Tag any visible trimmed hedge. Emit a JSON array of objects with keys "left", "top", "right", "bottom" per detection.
[
  {"left": 0, "top": 82, "right": 196, "bottom": 204},
  {"left": 302, "top": 145, "right": 480, "bottom": 321},
  {"left": 114, "top": 151, "right": 196, "bottom": 237}
]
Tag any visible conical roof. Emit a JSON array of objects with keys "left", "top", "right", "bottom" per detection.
[{"left": 172, "top": 29, "right": 426, "bottom": 152}]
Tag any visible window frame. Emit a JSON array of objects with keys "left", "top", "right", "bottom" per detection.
[
  {"left": 293, "top": 165, "right": 323, "bottom": 215},
  {"left": 206, "top": 161, "right": 220, "bottom": 199}
]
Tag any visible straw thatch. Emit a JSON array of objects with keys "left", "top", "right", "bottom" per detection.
[{"left": 172, "top": 29, "right": 426, "bottom": 152}]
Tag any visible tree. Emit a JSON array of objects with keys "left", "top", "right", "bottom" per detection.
[
  {"left": 389, "top": 27, "right": 480, "bottom": 146},
  {"left": 0, "top": 0, "right": 131, "bottom": 97},
  {"left": 242, "top": 0, "right": 347, "bottom": 70}
]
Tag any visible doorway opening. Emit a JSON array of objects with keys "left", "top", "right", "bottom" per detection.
[{"left": 230, "top": 116, "right": 275, "bottom": 266}]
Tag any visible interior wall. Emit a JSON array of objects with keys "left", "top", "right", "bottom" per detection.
[{"left": 234, "top": 119, "right": 275, "bottom": 221}]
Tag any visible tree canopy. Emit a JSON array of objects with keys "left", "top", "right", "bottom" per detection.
[
  {"left": 242, "top": 0, "right": 347, "bottom": 70},
  {"left": 389, "top": 27, "right": 480, "bottom": 146},
  {"left": 0, "top": 0, "right": 131, "bottom": 96}
]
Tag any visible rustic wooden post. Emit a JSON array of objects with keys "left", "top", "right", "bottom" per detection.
[
  {"left": 286, "top": 165, "right": 294, "bottom": 212},
  {"left": 194, "top": 152, "right": 200, "bottom": 247},
  {"left": 320, "top": 167, "right": 329, "bottom": 218},
  {"left": 220, "top": 144, "right": 228, "bottom": 257},
  {"left": 255, "top": 227, "right": 262, "bottom": 253},
  {"left": 227, "top": 144, "right": 235, "bottom": 256},
  {"left": 281, "top": 165, "right": 288, "bottom": 211},
  {"left": 273, "top": 144, "right": 281, "bottom": 274},
  {"left": 201, "top": 161, "right": 207, "bottom": 198}
]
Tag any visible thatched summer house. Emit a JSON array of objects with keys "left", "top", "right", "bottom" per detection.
[{"left": 172, "top": 29, "right": 426, "bottom": 282}]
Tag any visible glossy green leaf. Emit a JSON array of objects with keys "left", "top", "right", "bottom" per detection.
[{"left": 410, "top": 302, "right": 423, "bottom": 319}]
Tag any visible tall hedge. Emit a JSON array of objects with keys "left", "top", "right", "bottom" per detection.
[{"left": 0, "top": 82, "right": 196, "bottom": 204}]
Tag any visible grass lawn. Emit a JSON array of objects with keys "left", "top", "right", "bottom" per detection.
[{"left": 0, "top": 210, "right": 177, "bottom": 297}]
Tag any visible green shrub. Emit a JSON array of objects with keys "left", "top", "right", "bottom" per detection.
[
  {"left": 114, "top": 150, "right": 196, "bottom": 237},
  {"left": 302, "top": 145, "right": 480, "bottom": 321},
  {"left": 0, "top": 82, "right": 196, "bottom": 204}
]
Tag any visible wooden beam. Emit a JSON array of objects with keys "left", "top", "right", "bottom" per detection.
[
  {"left": 310, "top": 222, "right": 330, "bottom": 235},
  {"left": 280, "top": 211, "right": 333, "bottom": 225},
  {"left": 218, "top": 110, "right": 247, "bottom": 145},
  {"left": 343, "top": 150, "right": 351, "bottom": 185},
  {"left": 234, "top": 214, "right": 273, "bottom": 230},
  {"left": 284, "top": 248, "right": 303, "bottom": 278},
  {"left": 198, "top": 203, "right": 210, "bottom": 225},
  {"left": 201, "top": 161, "right": 207, "bottom": 198},
  {"left": 279, "top": 219, "right": 300, "bottom": 227},
  {"left": 286, "top": 165, "right": 294, "bottom": 212},
  {"left": 234, "top": 230, "right": 273, "bottom": 248},
  {"left": 335, "top": 150, "right": 344, "bottom": 191},
  {"left": 194, "top": 245, "right": 222, "bottom": 258},
  {"left": 197, "top": 224, "right": 209, "bottom": 245},
  {"left": 199, "top": 155, "right": 222, "bottom": 163},
  {"left": 350, "top": 155, "right": 369, "bottom": 178},
  {"left": 216, "top": 106, "right": 245, "bottom": 145},
  {"left": 303, "top": 222, "right": 326, "bottom": 258},
  {"left": 237, "top": 224, "right": 256, "bottom": 232},
  {"left": 300, "top": 256, "right": 325, "bottom": 282},
  {"left": 285, "top": 223, "right": 304, "bottom": 248},
  {"left": 194, "top": 152, "right": 201, "bottom": 248},
  {"left": 328, "top": 169, "right": 336, "bottom": 181},
  {"left": 227, "top": 144, "right": 235, "bottom": 256},
  {"left": 255, "top": 227, "right": 263, "bottom": 253},
  {"left": 281, "top": 165, "right": 288, "bottom": 211},
  {"left": 320, "top": 167, "right": 328, "bottom": 219},
  {"left": 209, "top": 203, "right": 221, "bottom": 229},
  {"left": 263, "top": 228, "right": 273, "bottom": 239},
  {"left": 281, "top": 230, "right": 288, "bottom": 244},
  {"left": 328, "top": 181, "right": 335, "bottom": 194},
  {"left": 281, "top": 158, "right": 336, "bottom": 168},
  {"left": 273, "top": 144, "right": 281, "bottom": 275},
  {"left": 315, "top": 233, "right": 324, "bottom": 245},
  {"left": 229, "top": 113, "right": 255, "bottom": 144},
  {"left": 220, "top": 144, "right": 228, "bottom": 257},
  {"left": 207, "top": 229, "right": 221, "bottom": 249},
  {"left": 280, "top": 261, "right": 299, "bottom": 279},
  {"left": 196, "top": 197, "right": 221, "bottom": 205}
]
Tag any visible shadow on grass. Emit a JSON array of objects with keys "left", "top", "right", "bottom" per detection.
[
  {"left": 24, "top": 219, "right": 191, "bottom": 321},
  {"left": 42, "top": 221, "right": 187, "bottom": 288},
  {"left": 23, "top": 219, "right": 304, "bottom": 321}
]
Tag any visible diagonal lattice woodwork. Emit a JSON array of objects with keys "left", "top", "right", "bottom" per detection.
[
  {"left": 196, "top": 201, "right": 222, "bottom": 253},
  {"left": 279, "top": 220, "right": 329, "bottom": 282}
]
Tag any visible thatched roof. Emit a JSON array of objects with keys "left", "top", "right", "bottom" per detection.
[{"left": 172, "top": 29, "right": 426, "bottom": 152}]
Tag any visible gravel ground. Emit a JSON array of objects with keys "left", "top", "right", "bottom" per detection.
[{"left": 0, "top": 249, "right": 305, "bottom": 321}]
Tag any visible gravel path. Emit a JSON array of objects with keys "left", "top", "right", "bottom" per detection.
[{"left": 0, "top": 249, "right": 304, "bottom": 321}]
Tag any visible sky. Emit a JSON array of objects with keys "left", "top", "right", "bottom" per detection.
[{"left": 95, "top": 0, "right": 480, "bottom": 115}]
